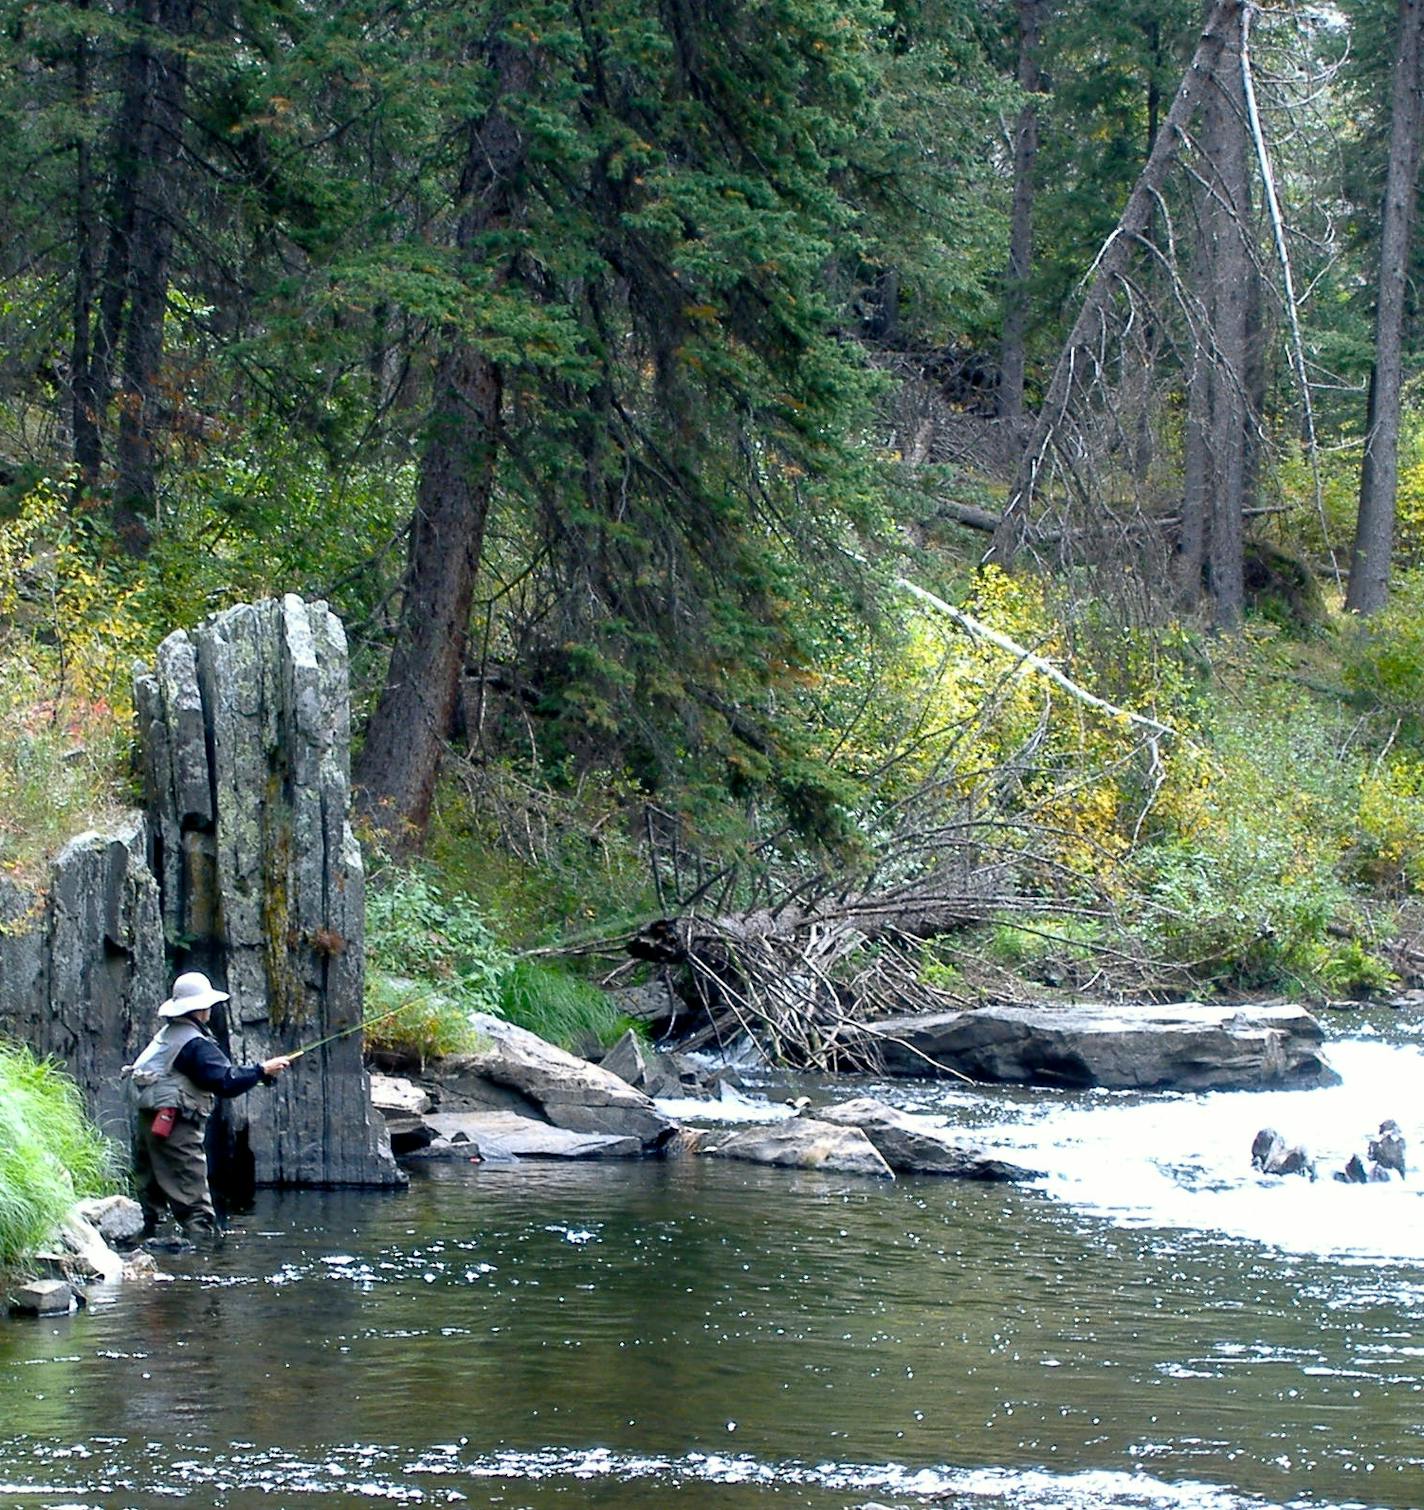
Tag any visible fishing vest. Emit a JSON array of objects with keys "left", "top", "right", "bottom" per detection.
[{"left": 128, "top": 1020, "right": 217, "bottom": 1119}]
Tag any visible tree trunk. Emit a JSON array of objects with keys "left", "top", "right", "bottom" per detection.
[
  {"left": 1205, "top": 2, "right": 1250, "bottom": 630},
  {"left": 111, "top": 0, "right": 195, "bottom": 554},
  {"left": 354, "top": 42, "right": 532, "bottom": 856},
  {"left": 70, "top": 0, "right": 101, "bottom": 495},
  {"left": 999, "top": 0, "right": 1043, "bottom": 422},
  {"left": 990, "top": 0, "right": 1242, "bottom": 563},
  {"left": 1346, "top": 0, "right": 1424, "bottom": 615}
]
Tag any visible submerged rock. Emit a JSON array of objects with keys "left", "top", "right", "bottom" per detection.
[
  {"left": 819, "top": 1097, "right": 1041, "bottom": 1181},
  {"left": 856, "top": 1002, "right": 1338, "bottom": 1091},
  {"left": 424, "top": 1110, "right": 641, "bottom": 1160},
  {"left": 701, "top": 1119, "right": 894, "bottom": 1178}
]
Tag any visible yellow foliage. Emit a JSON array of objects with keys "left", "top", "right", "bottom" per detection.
[
  {"left": 0, "top": 481, "right": 156, "bottom": 718},
  {"left": 1353, "top": 756, "right": 1424, "bottom": 894}
]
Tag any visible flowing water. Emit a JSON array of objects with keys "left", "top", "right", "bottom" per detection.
[{"left": 2, "top": 1014, "right": 1422, "bottom": 1510}]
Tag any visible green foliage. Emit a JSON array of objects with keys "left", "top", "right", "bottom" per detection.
[
  {"left": 497, "top": 961, "right": 628, "bottom": 1053},
  {"left": 0, "top": 1040, "right": 116, "bottom": 1271},
  {"left": 1341, "top": 568, "right": 1424, "bottom": 722},
  {"left": 0, "top": 482, "right": 143, "bottom": 873},
  {"left": 364, "top": 866, "right": 511, "bottom": 1014},
  {"left": 425, "top": 768, "right": 659, "bottom": 948},
  {"left": 984, "top": 915, "right": 1102, "bottom": 970}
]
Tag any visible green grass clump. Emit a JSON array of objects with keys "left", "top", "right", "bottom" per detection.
[
  {"left": 497, "top": 960, "right": 629, "bottom": 1052},
  {"left": 0, "top": 1039, "right": 116, "bottom": 1271}
]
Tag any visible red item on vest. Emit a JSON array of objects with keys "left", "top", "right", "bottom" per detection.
[{"left": 150, "top": 1105, "right": 178, "bottom": 1138}]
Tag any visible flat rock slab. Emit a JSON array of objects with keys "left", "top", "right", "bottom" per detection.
[
  {"left": 819, "top": 1098, "right": 1041, "bottom": 1180},
  {"left": 370, "top": 1073, "right": 433, "bottom": 1117},
  {"left": 858, "top": 1002, "right": 1338, "bottom": 1091},
  {"left": 426, "top": 1110, "right": 643, "bottom": 1160},
  {"left": 701, "top": 1118, "right": 894, "bottom": 1178}
]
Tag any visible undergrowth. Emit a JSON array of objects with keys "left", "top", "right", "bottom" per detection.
[{"left": 363, "top": 865, "right": 630, "bottom": 1061}]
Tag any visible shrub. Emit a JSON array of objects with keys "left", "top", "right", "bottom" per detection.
[
  {"left": 362, "top": 971, "right": 484, "bottom": 1066},
  {"left": 1340, "top": 568, "right": 1424, "bottom": 723},
  {"left": 364, "top": 866, "right": 511, "bottom": 1012},
  {"left": 0, "top": 656, "right": 131, "bottom": 881},
  {"left": 0, "top": 1040, "right": 116, "bottom": 1271}
]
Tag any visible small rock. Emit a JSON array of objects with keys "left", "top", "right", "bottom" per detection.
[
  {"left": 9, "top": 1279, "right": 75, "bottom": 1316},
  {"left": 56, "top": 1212, "right": 126, "bottom": 1282},
  {"left": 74, "top": 1195, "right": 146, "bottom": 1248},
  {"left": 122, "top": 1251, "right": 160, "bottom": 1280},
  {"left": 1336, "top": 1153, "right": 1369, "bottom": 1184}
]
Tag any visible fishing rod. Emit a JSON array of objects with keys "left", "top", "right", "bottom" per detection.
[{"left": 287, "top": 996, "right": 429, "bottom": 1060}]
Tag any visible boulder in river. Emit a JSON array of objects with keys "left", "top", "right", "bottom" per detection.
[
  {"left": 135, "top": 597, "right": 402, "bottom": 1190},
  {"left": 450, "top": 1014, "right": 678, "bottom": 1150},
  {"left": 819, "top": 1097, "right": 1041, "bottom": 1181},
  {"left": 1368, "top": 1120, "right": 1407, "bottom": 1178},
  {"left": 598, "top": 1029, "right": 712, "bottom": 1101},
  {"left": 1249, "top": 1127, "right": 1315, "bottom": 1179},
  {"left": 701, "top": 1118, "right": 894, "bottom": 1178},
  {"left": 855, "top": 1002, "right": 1338, "bottom": 1091},
  {"left": 8, "top": 1280, "right": 76, "bottom": 1317}
]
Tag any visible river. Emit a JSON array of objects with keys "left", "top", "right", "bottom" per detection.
[{"left": 2, "top": 1014, "right": 1421, "bottom": 1509}]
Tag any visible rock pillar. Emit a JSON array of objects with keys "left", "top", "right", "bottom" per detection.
[
  {"left": 0, "top": 819, "right": 163, "bottom": 1146},
  {"left": 135, "top": 595, "right": 400, "bottom": 1190}
]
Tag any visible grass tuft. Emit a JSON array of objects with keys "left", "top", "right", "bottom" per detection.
[{"left": 0, "top": 1039, "right": 117, "bottom": 1271}]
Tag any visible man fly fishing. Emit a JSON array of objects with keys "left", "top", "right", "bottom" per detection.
[
  {"left": 126, "top": 973, "right": 424, "bottom": 1248},
  {"left": 126, "top": 971, "right": 292, "bottom": 1249}
]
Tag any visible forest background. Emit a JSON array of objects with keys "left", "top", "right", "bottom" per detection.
[{"left": 3, "top": 0, "right": 1424, "bottom": 1064}]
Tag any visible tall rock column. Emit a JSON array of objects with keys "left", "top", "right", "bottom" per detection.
[{"left": 135, "top": 595, "right": 400, "bottom": 1191}]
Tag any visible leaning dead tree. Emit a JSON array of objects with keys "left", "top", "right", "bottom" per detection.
[
  {"left": 961, "top": 0, "right": 1336, "bottom": 630},
  {"left": 989, "top": 0, "right": 1244, "bottom": 570}
]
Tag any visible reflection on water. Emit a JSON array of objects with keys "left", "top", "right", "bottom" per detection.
[{"left": 1, "top": 1026, "right": 1421, "bottom": 1510}]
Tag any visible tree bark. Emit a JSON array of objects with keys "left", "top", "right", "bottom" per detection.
[
  {"left": 1346, "top": 0, "right": 1424, "bottom": 615},
  {"left": 999, "top": 0, "right": 1043, "bottom": 422},
  {"left": 1205, "top": 2, "right": 1250, "bottom": 630},
  {"left": 990, "top": 0, "right": 1243, "bottom": 564},
  {"left": 354, "top": 41, "right": 532, "bottom": 856},
  {"left": 110, "top": 0, "right": 195, "bottom": 554},
  {"left": 69, "top": 0, "right": 101, "bottom": 495}
]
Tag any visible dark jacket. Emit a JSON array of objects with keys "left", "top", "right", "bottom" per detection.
[{"left": 172, "top": 1030, "right": 273, "bottom": 1099}]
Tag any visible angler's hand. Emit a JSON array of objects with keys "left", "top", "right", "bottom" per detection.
[{"left": 261, "top": 1055, "right": 293, "bottom": 1078}]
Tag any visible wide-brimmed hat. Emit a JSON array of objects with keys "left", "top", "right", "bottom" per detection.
[{"left": 158, "top": 971, "right": 230, "bottom": 1019}]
